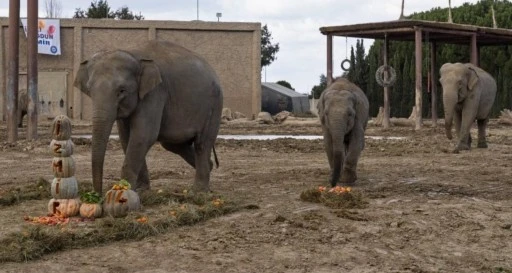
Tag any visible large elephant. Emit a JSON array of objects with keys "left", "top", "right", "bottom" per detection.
[
  {"left": 317, "top": 77, "right": 369, "bottom": 187},
  {"left": 439, "top": 62, "right": 496, "bottom": 153},
  {"left": 74, "top": 40, "right": 223, "bottom": 194}
]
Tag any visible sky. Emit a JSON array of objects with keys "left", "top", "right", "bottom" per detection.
[{"left": 0, "top": 0, "right": 479, "bottom": 94}]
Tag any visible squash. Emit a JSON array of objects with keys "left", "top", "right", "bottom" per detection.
[
  {"left": 51, "top": 115, "right": 72, "bottom": 140},
  {"left": 49, "top": 139, "right": 74, "bottom": 157},
  {"left": 79, "top": 203, "right": 103, "bottom": 218},
  {"left": 52, "top": 157, "right": 75, "bottom": 178},
  {"left": 48, "top": 198, "right": 80, "bottom": 217},
  {"left": 51, "top": 177, "right": 79, "bottom": 199},
  {"left": 103, "top": 189, "right": 141, "bottom": 218}
]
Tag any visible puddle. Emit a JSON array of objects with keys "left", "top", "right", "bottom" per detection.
[{"left": 73, "top": 135, "right": 407, "bottom": 141}]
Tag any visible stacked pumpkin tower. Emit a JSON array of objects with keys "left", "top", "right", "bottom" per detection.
[{"left": 48, "top": 115, "right": 80, "bottom": 217}]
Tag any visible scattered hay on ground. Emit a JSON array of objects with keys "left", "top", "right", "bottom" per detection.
[
  {"left": 300, "top": 186, "right": 368, "bottom": 209},
  {"left": 0, "top": 189, "right": 241, "bottom": 263}
]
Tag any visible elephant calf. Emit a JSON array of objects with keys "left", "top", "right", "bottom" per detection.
[
  {"left": 317, "top": 77, "right": 369, "bottom": 186},
  {"left": 439, "top": 63, "right": 497, "bottom": 153}
]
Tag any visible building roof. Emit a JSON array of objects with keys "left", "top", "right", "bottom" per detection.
[
  {"left": 320, "top": 19, "right": 512, "bottom": 45},
  {"left": 261, "top": 82, "right": 307, "bottom": 98}
]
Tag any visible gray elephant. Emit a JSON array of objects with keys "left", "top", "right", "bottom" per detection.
[
  {"left": 317, "top": 77, "right": 369, "bottom": 186},
  {"left": 439, "top": 62, "right": 496, "bottom": 153},
  {"left": 17, "top": 88, "right": 28, "bottom": 128},
  {"left": 74, "top": 40, "right": 223, "bottom": 194}
]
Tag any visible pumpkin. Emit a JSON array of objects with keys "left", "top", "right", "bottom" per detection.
[
  {"left": 79, "top": 203, "right": 103, "bottom": 218},
  {"left": 103, "top": 189, "right": 141, "bottom": 218},
  {"left": 48, "top": 198, "right": 80, "bottom": 217},
  {"left": 49, "top": 139, "right": 74, "bottom": 157},
  {"left": 51, "top": 115, "right": 72, "bottom": 140},
  {"left": 51, "top": 177, "right": 79, "bottom": 199},
  {"left": 52, "top": 157, "right": 75, "bottom": 178}
]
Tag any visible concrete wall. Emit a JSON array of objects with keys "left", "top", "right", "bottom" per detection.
[{"left": 0, "top": 18, "right": 261, "bottom": 121}]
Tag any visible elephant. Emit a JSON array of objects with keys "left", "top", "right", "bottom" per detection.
[
  {"left": 317, "top": 77, "right": 369, "bottom": 187},
  {"left": 439, "top": 62, "right": 496, "bottom": 153},
  {"left": 74, "top": 40, "right": 223, "bottom": 194},
  {"left": 17, "top": 88, "right": 28, "bottom": 128}
]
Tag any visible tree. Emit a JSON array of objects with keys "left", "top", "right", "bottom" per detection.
[
  {"left": 276, "top": 80, "right": 295, "bottom": 90},
  {"left": 261, "top": 24, "right": 280, "bottom": 68},
  {"left": 44, "top": 0, "right": 62, "bottom": 18},
  {"left": 311, "top": 74, "right": 328, "bottom": 99},
  {"left": 73, "top": 0, "right": 144, "bottom": 20}
]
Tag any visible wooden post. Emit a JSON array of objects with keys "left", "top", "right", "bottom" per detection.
[
  {"left": 7, "top": 0, "right": 20, "bottom": 142},
  {"left": 414, "top": 27, "right": 423, "bottom": 130},
  {"left": 430, "top": 41, "right": 437, "bottom": 128},
  {"left": 382, "top": 34, "right": 390, "bottom": 129},
  {"left": 470, "top": 34, "right": 478, "bottom": 66},
  {"left": 27, "top": 0, "right": 39, "bottom": 140},
  {"left": 327, "top": 34, "right": 333, "bottom": 85}
]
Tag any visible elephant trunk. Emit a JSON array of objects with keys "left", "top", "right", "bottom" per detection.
[
  {"left": 443, "top": 88, "right": 458, "bottom": 140},
  {"left": 91, "top": 108, "right": 116, "bottom": 194},
  {"left": 329, "top": 119, "right": 347, "bottom": 187}
]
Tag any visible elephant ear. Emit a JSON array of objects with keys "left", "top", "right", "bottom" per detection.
[
  {"left": 467, "top": 67, "right": 479, "bottom": 91},
  {"left": 74, "top": 60, "right": 90, "bottom": 97},
  {"left": 138, "top": 59, "right": 162, "bottom": 100}
]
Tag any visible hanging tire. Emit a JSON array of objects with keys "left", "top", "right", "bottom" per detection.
[
  {"left": 375, "top": 65, "right": 397, "bottom": 87},
  {"left": 341, "top": 59, "right": 351, "bottom": 71}
]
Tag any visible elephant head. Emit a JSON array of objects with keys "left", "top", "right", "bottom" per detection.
[
  {"left": 439, "top": 63, "right": 479, "bottom": 140},
  {"left": 319, "top": 90, "right": 357, "bottom": 186},
  {"left": 73, "top": 50, "right": 162, "bottom": 193}
]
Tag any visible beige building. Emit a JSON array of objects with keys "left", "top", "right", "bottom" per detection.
[{"left": 0, "top": 18, "right": 261, "bottom": 121}]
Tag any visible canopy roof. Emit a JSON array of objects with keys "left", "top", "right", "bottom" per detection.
[{"left": 320, "top": 19, "right": 512, "bottom": 45}]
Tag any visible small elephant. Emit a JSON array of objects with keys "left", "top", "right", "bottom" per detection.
[
  {"left": 17, "top": 88, "right": 28, "bottom": 128},
  {"left": 74, "top": 40, "right": 223, "bottom": 194},
  {"left": 439, "top": 63, "right": 497, "bottom": 153},
  {"left": 317, "top": 77, "right": 369, "bottom": 186}
]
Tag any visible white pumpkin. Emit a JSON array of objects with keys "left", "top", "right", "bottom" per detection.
[
  {"left": 52, "top": 157, "right": 75, "bottom": 178},
  {"left": 49, "top": 139, "right": 74, "bottom": 157},
  {"left": 51, "top": 177, "right": 79, "bottom": 199}
]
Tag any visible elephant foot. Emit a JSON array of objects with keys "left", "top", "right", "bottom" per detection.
[
  {"left": 453, "top": 143, "right": 470, "bottom": 153},
  {"left": 477, "top": 141, "right": 488, "bottom": 148},
  {"left": 340, "top": 169, "right": 357, "bottom": 185},
  {"left": 192, "top": 182, "right": 211, "bottom": 193},
  {"left": 133, "top": 181, "right": 150, "bottom": 192}
]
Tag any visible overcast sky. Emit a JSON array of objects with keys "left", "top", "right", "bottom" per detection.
[{"left": 0, "top": 0, "right": 479, "bottom": 94}]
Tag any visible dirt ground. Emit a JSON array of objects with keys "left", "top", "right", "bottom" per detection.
[{"left": 0, "top": 117, "right": 511, "bottom": 273}]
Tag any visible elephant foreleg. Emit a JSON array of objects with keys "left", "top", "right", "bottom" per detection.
[
  {"left": 341, "top": 126, "right": 363, "bottom": 185},
  {"left": 454, "top": 107, "right": 475, "bottom": 152},
  {"left": 476, "top": 118, "right": 489, "bottom": 148},
  {"left": 117, "top": 119, "right": 150, "bottom": 191},
  {"left": 322, "top": 128, "right": 334, "bottom": 171}
]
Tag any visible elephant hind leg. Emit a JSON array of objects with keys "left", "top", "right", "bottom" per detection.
[{"left": 476, "top": 119, "right": 489, "bottom": 148}]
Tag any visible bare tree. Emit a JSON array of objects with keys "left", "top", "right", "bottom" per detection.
[{"left": 44, "top": 0, "right": 62, "bottom": 18}]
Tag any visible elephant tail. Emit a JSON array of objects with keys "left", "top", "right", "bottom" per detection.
[{"left": 213, "top": 145, "right": 219, "bottom": 168}]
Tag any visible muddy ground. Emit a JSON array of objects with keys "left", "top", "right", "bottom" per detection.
[{"left": 0, "top": 118, "right": 511, "bottom": 273}]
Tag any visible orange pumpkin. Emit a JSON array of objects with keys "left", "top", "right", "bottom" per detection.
[
  {"left": 51, "top": 177, "right": 79, "bottom": 199},
  {"left": 79, "top": 203, "right": 103, "bottom": 218},
  {"left": 51, "top": 115, "right": 72, "bottom": 140},
  {"left": 48, "top": 198, "right": 80, "bottom": 217},
  {"left": 49, "top": 139, "right": 74, "bottom": 157},
  {"left": 52, "top": 157, "right": 75, "bottom": 178},
  {"left": 103, "top": 189, "right": 141, "bottom": 218}
]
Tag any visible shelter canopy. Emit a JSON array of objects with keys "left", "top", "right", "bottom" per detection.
[{"left": 320, "top": 19, "right": 512, "bottom": 45}]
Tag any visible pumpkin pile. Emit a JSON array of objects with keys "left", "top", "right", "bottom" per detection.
[
  {"left": 103, "top": 179, "right": 141, "bottom": 218},
  {"left": 48, "top": 115, "right": 81, "bottom": 217}
]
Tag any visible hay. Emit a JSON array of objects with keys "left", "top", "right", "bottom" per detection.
[
  {"left": 300, "top": 186, "right": 367, "bottom": 209},
  {"left": 0, "top": 190, "right": 240, "bottom": 263}
]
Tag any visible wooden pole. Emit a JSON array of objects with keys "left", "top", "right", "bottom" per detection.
[
  {"left": 27, "top": 0, "right": 39, "bottom": 140},
  {"left": 327, "top": 34, "right": 333, "bottom": 85},
  {"left": 414, "top": 27, "right": 423, "bottom": 130},
  {"left": 7, "top": 0, "right": 20, "bottom": 142},
  {"left": 383, "top": 34, "right": 390, "bottom": 129},
  {"left": 470, "top": 34, "right": 478, "bottom": 66},
  {"left": 430, "top": 41, "right": 437, "bottom": 128}
]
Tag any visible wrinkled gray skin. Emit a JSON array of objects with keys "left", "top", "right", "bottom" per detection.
[
  {"left": 317, "top": 77, "right": 369, "bottom": 187},
  {"left": 17, "top": 89, "right": 28, "bottom": 128},
  {"left": 74, "top": 40, "right": 223, "bottom": 194},
  {"left": 439, "top": 63, "right": 496, "bottom": 153}
]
